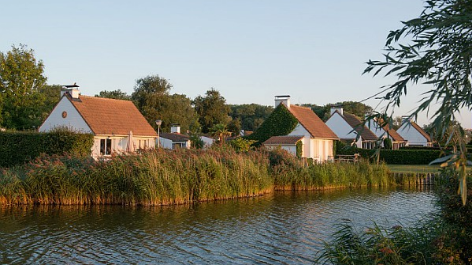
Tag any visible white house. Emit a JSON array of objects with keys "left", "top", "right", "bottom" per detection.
[
  {"left": 39, "top": 84, "right": 158, "bottom": 158},
  {"left": 325, "top": 107, "right": 378, "bottom": 149},
  {"left": 158, "top": 124, "right": 191, "bottom": 149},
  {"left": 262, "top": 95, "right": 339, "bottom": 162},
  {"left": 366, "top": 118, "right": 407, "bottom": 150},
  {"left": 397, "top": 118, "right": 433, "bottom": 147}
]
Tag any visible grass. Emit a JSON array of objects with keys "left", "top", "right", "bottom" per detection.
[
  {"left": 387, "top": 164, "right": 442, "bottom": 174},
  {"left": 387, "top": 164, "right": 472, "bottom": 174}
]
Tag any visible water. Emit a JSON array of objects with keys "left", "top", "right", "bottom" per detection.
[{"left": 0, "top": 188, "right": 438, "bottom": 264}]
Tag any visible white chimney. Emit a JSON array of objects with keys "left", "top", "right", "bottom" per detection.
[
  {"left": 330, "top": 106, "right": 343, "bottom": 116},
  {"left": 275, "top": 95, "right": 290, "bottom": 109},
  {"left": 171, "top": 124, "right": 181, "bottom": 134},
  {"left": 61, "top": 83, "right": 80, "bottom": 99}
]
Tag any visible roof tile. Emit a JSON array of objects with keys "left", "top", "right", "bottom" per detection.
[{"left": 69, "top": 95, "right": 157, "bottom": 137}]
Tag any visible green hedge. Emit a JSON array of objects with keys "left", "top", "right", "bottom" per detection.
[
  {"left": 0, "top": 130, "right": 94, "bottom": 168},
  {"left": 336, "top": 142, "right": 443, "bottom": 164},
  {"left": 245, "top": 104, "right": 298, "bottom": 146}
]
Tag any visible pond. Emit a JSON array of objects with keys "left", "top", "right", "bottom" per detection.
[{"left": 0, "top": 188, "right": 438, "bottom": 264}]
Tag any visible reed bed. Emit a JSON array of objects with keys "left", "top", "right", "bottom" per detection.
[
  {"left": 269, "top": 149, "right": 392, "bottom": 190},
  {"left": 0, "top": 148, "right": 395, "bottom": 206},
  {"left": 0, "top": 149, "right": 272, "bottom": 206}
]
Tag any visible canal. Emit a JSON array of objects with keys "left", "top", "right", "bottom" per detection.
[{"left": 0, "top": 188, "right": 438, "bottom": 264}]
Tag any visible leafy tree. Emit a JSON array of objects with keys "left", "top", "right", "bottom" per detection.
[
  {"left": 0, "top": 44, "right": 47, "bottom": 129},
  {"left": 227, "top": 118, "right": 241, "bottom": 136},
  {"left": 229, "top": 104, "right": 273, "bottom": 131},
  {"left": 38, "top": 84, "right": 62, "bottom": 123},
  {"left": 230, "top": 137, "right": 256, "bottom": 152},
  {"left": 131, "top": 75, "right": 197, "bottom": 133},
  {"left": 303, "top": 101, "right": 373, "bottom": 121},
  {"left": 210, "top": 123, "right": 231, "bottom": 146},
  {"left": 96, "top": 89, "right": 130, "bottom": 100},
  {"left": 364, "top": 0, "right": 472, "bottom": 205},
  {"left": 193, "top": 89, "right": 231, "bottom": 133}
]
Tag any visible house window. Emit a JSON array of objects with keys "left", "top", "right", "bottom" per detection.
[{"left": 100, "top": 138, "right": 112, "bottom": 156}]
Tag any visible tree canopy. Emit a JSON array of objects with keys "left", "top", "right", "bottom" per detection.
[
  {"left": 0, "top": 44, "right": 47, "bottom": 129},
  {"left": 364, "top": 0, "right": 472, "bottom": 205},
  {"left": 193, "top": 89, "right": 231, "bottom": 134},
  {"left": 131, "top": 75, "right": 197, "bottom": 133},
  {"left": 96, "top": 89, "right": 131, "bottom": 100}
]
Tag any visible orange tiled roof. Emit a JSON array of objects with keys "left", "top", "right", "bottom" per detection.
[
  {"left": 342, "top": 112, "right": 378, "bottom": 141},
  {"left": 68, "top": 95, "right": 157, "bottom": 137},
  {"left": 263, "top": 135, "right": 304, "bottom": 145},
  {"left": 287, "top": 105, "right": 339, "bottom": 139},
  {"left": 381, "top": 122, "right": 405, "bottom": 142}
]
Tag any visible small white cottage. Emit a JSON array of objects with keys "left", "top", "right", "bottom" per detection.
[
  {"left": 365, "top": 118, "right": 407, "bottom": 150},
  {"left": 39, "top": 84, "right": 158, "bottom": 158},
  {"left": 158, "top": 124, "right": 191, "bottom": 149},
  {"left": 397, "top": 118, "right": 433, "bottom": 147},
  {"left": 263, "top": 96, "right": 339, "bottom": 162},
  {"left": 325, "top": 107, "right": 378, "bottom": 149}
]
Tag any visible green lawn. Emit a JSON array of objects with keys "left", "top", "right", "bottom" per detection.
[
  {"left": 387, "top": 164, "right": 471, "bottom": 174},
  {"left": 386, "top": 164, "right": 443, "bottom": 174}
]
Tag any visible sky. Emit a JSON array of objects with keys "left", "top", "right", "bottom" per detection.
[{"left": 2, "top": 0, "right": 471, "bottom": 128}]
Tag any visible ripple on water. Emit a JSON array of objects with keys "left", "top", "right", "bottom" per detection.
[{"left": 0, "top": 189, "right": 438, "bottom": 264}]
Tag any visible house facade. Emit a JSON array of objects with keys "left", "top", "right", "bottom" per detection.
[
  {"left": 263, "top": 96, "right": 339, "bottom": 162},
  {"left": 158, "top": 124, "right": 192, "bottom": 149},
  {"left": 325, "top": 107, "right": 377, "bottom": 149},
  {"left": 366, "top": 118, "right": 407, "bottom": 150},
  {"left": 39, "top": 85, "right": 158, "bottom": 158},
  {"left": 397, "top": 118, "right": 433, "bottom": 147}
]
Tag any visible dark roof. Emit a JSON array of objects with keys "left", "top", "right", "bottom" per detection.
[
  {"left": 160, "top": 133, "right": 190, "bottom": 142},
  {"left": 341, "top": 112, "right": 378, "bottom": 141},
  {"left": 68, "top": 95, "right": 157, "bottom": 137},
  {"left": 287, "top": 105, "right": 339, "bottom": 140},
  {"left": 263, "top": 135, "right": 304, "bottom": 145}
]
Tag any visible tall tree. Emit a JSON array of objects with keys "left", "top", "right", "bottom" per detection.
[
  {"left": 0, "top": 44, "right": 47, "bottom": 129},
  {"left": 364, "top": 0, "right": 472, "bottom": 205},
  {"left": 38, "top": 84, "right": 62, "bottom": 123},
  {"left": 229, "top": 104, "right": 273, "bottom": 131},
  {"left": 96, "top": 89, "right": 130, "bottom": 100},
  {"left": 131, "top": 75, "right": 197, "bottom": 132},
  {"left": 193, "top": 88, "right": 231, "bottom": 133}
]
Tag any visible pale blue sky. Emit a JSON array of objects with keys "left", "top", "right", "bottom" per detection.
[{"left": 2, "top": 1, "right": 471, "bottom": 128}]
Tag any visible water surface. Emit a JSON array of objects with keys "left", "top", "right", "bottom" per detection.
[{"left": 0, "top": 188, "right": 438, "bottom": 264}]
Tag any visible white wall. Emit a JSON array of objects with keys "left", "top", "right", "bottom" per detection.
[
  {"left": 397, "top": 124, "right": 429, "bottom": 146},
  {"left": 326, "top": 113, "right": 362, "bottom": 148},
  {"left": 265, "top": 145, "right": 297, "bottom": 156},
  {"left": 288, "top": 123, "right": 334, "bottom": 162},
  {"left": 326, "top": 113, "right": 357, "bottom": 139},
  {"left": 39, "top": 97, "right": 92, "bottom": 133}
]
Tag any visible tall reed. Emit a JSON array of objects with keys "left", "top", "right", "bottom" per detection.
[
  {"left": 0, "top": 148, "right": 395, "bottom": 206},
  {"left": 0, "top": 149, "right": 273, "bottom": 206},
  {"left": 268, "top": 149, "right": 392, "bottom": 190}
]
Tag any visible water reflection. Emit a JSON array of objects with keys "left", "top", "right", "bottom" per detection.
[{"left": 0, "top": 188, "right": 438, "bottom": 264}]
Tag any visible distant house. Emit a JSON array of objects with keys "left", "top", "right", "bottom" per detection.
[
  {"left": 397, "top": 118, "right": 433, "bottom": 147},
  {"left": 39, "top": 84, "right": 157, "bottom": 158},
  {"left": 159, "top": 124, "right": 191, "bottom": 149},
  {"left": 366, "top": 118, "right": 407, "bottom": 150},
  {"left": 261, "top": 95, "right": 339, "bottom": 162},
  {"left": 325, "top": 107, "right": 378, "bottom": 149},
  {"left": 200, "top": 136, "right": 215, "bottom": 149}
]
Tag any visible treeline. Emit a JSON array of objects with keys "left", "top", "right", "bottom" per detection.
[{"left": 0, "top": 44, "right": 373, "bottom": 138}]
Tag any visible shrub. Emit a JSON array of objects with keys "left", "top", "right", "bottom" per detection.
[{"left": 0, "top": 130, "right": 93, "bottom": 168}]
